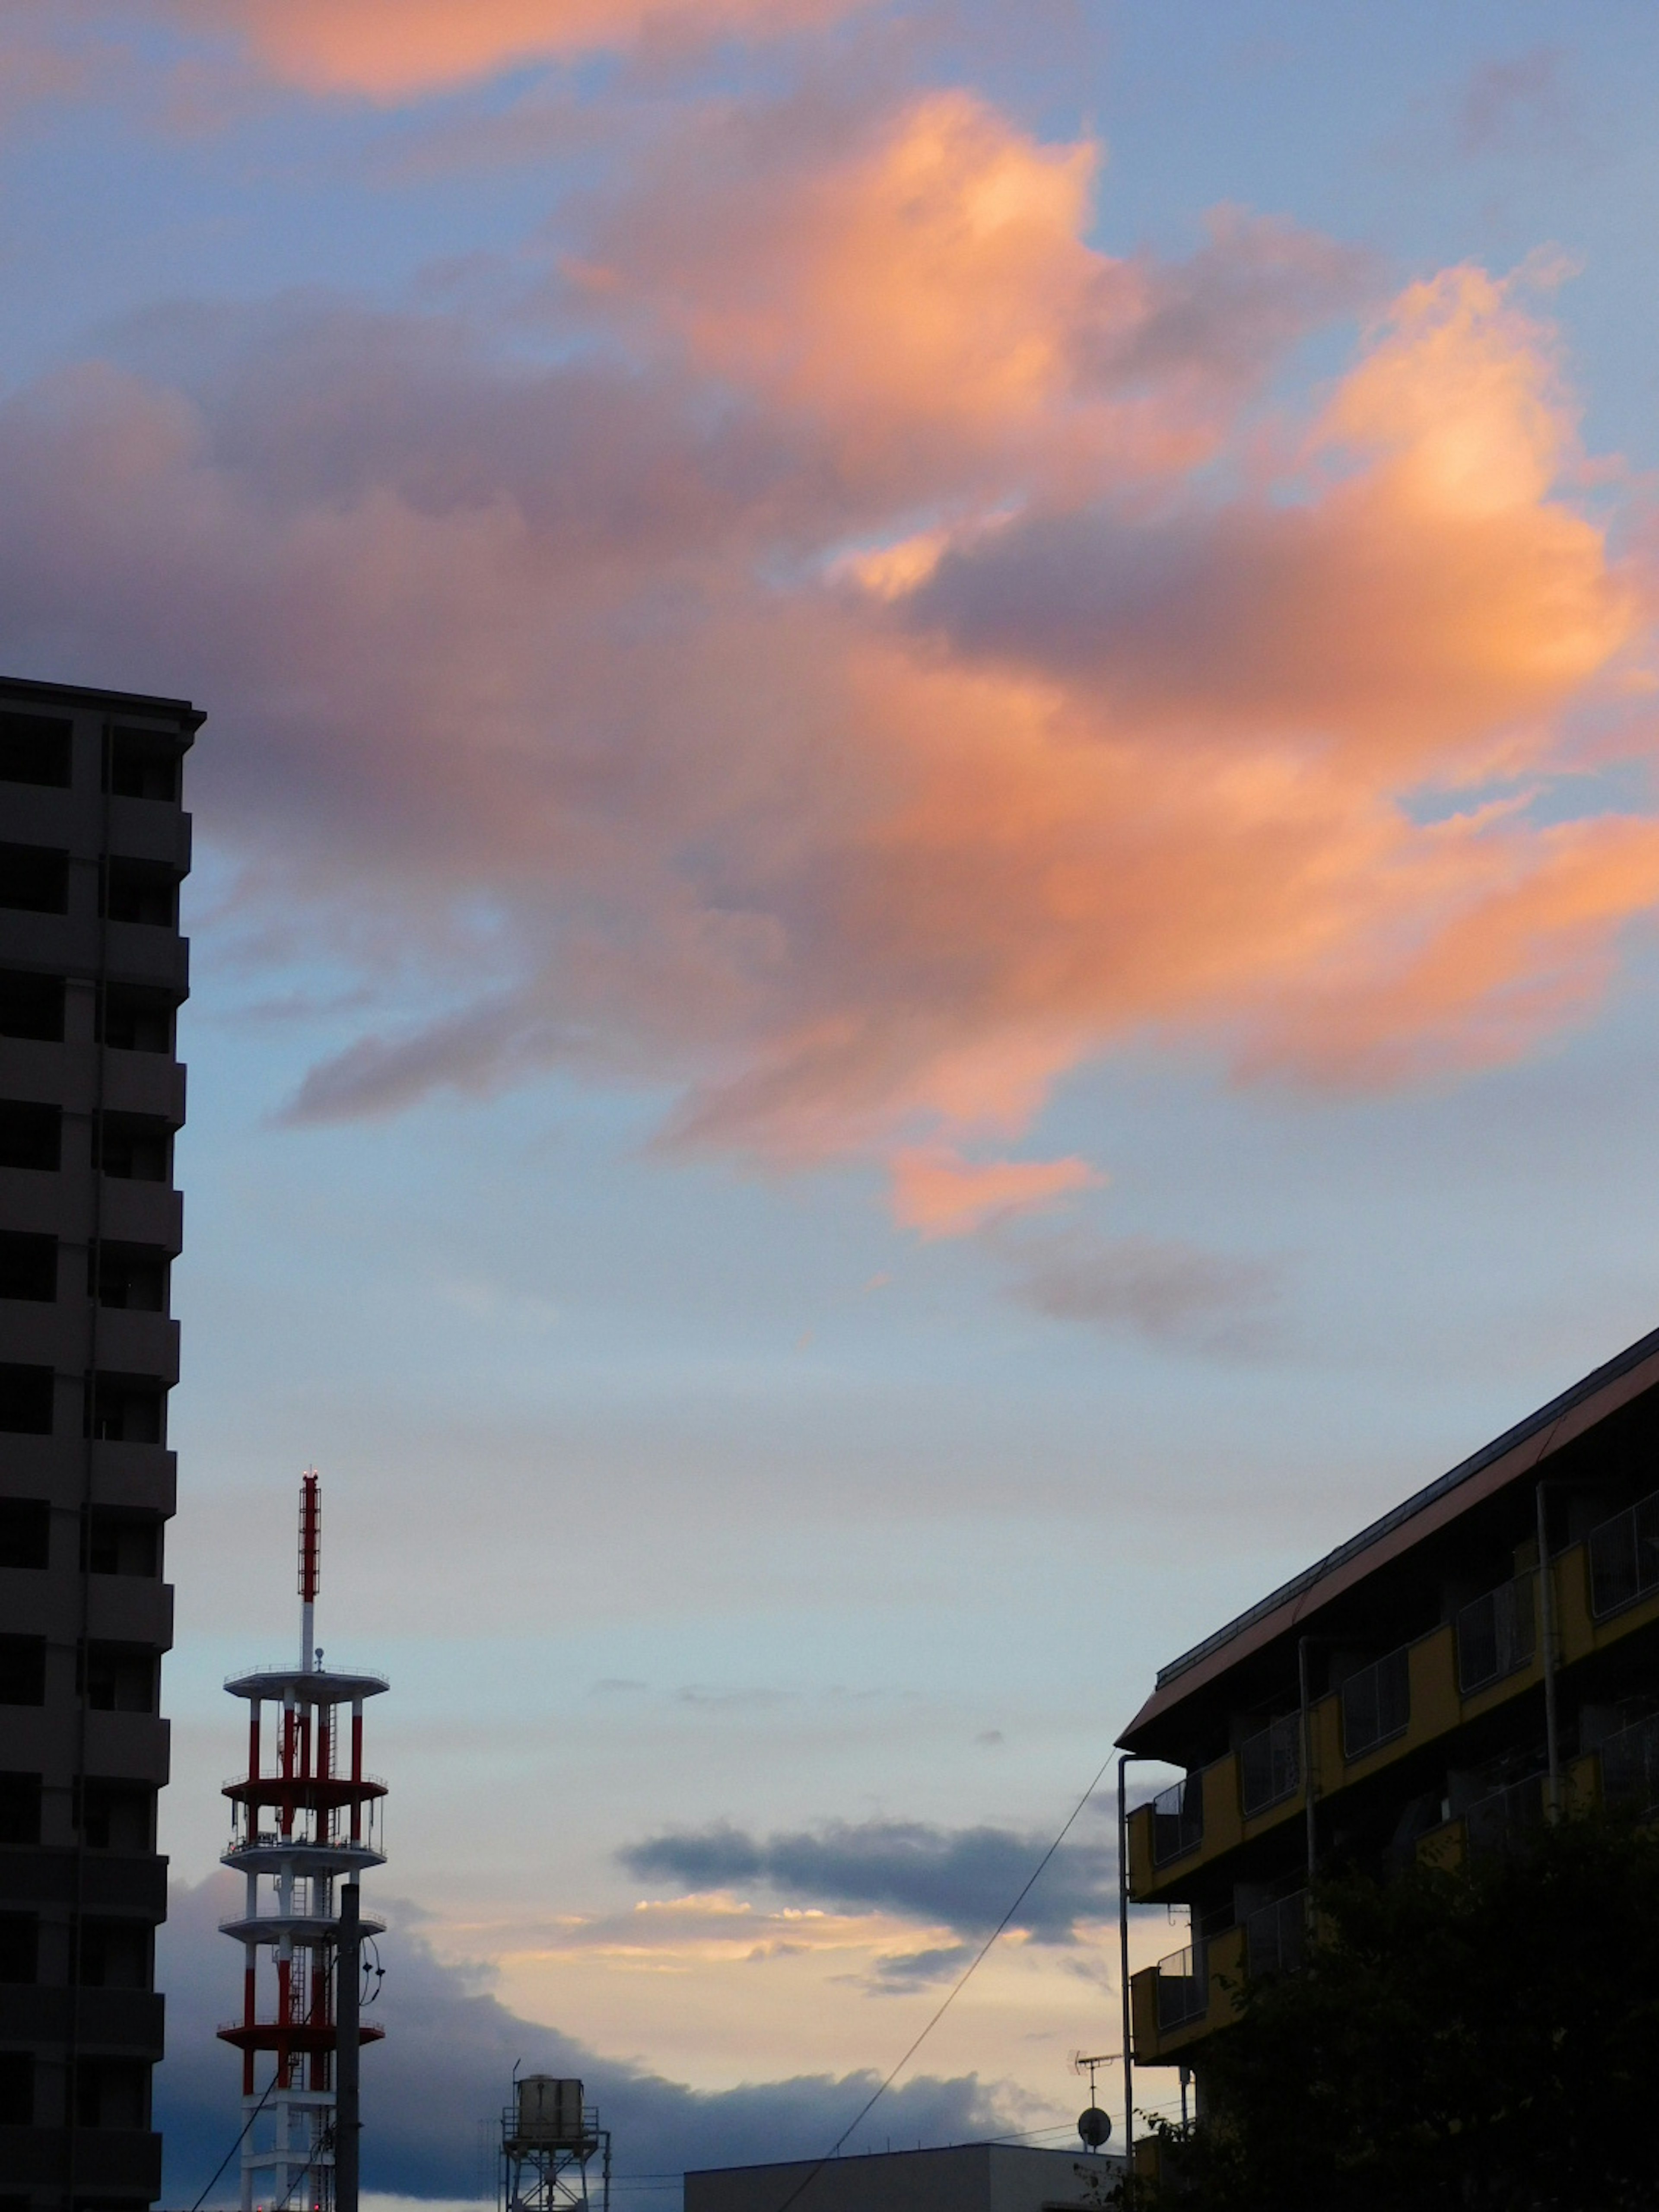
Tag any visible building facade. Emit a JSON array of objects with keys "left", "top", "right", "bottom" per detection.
[
  {"left": 685, "top": 2143, "right": 1126, "bottom": 2212},
  {"left": 0, "top": 675, "right": 200, "bottom": 2210},
  {"left": 1119, "top": 1325, "right": 1659, "bottom": 2098}
]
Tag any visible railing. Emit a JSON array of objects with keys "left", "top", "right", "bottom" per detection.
[
  {"left": 1589, "top": 1489, "right": 1659, "bottom": 1618},
  {"left": 1463, "top": 1774, "right": 1545, "bottom": 1856},
  {"left": 1245, "top": 1891, "right": 1306, "bottom": 1979},
  {"left": 1150, "top": 1776, "right": 1204, "bottom": 1866},
  {"left": 1456, "top": 1573, "right": 1535, "bottom": 1696},
  {"left": 1600, "top": 1713, "right": 1659, "bottom": 1812},
  {"left": 1154, "top": 1943, "right": 1207, "bottom": 2030},
  {"left": 1340, "top": 1646, "right": 1411, "bottom": 1761},
  {"left": 1239, "top": 1715, "right": 1300, "bottom": 1816}
]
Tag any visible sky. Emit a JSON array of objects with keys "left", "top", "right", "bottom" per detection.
[{"left": 6, "top": 0, "right": 1659, "bottom": 2200}]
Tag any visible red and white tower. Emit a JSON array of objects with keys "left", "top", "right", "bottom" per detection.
[{"left": 219, "top": 1470, "right": 388, "bottom": 2211}]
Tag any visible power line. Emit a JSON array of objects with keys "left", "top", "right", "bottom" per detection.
[
  {"left": 769, "top": 1746, "right": 1119, "bottom": 2212},
  {"left": 187, "top": 2075, "right": 277, "bottom": 2212}
]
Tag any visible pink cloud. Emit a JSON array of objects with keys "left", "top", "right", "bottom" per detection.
[
  {"left": 0, "top": 92, "right": 1653, "bottom": 1224},
  {"left": 888, "top": 1148, "right": 1104, "bottom": 1240},
  {"left": 169, "top": 0, "right": 873, "bottom": 98}
]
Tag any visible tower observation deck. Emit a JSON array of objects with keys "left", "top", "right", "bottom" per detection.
[{"left": 219, "top": 1469, "right": 388, "bottom": 2211}]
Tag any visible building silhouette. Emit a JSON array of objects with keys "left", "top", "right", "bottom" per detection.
[
  {"left": 0, "top": 674, "right": 200, "bottom": 2210},
  {"left": 1119, "top": 1325, "right": 1659, "bottom": 2155}
]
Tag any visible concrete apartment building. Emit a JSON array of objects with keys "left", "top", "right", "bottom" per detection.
[
  {"left": 685, "top": 2143, "right": 1126, "bottom": 2212},
  {"left": 0, "top": 675, "right": 199, "bottom": 2210},
  {"left": 1118, "top": 1324, "right": 1659, "bottom": 2126}
]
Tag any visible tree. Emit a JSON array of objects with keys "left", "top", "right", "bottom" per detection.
[{"left": 1146, "top": 1815, "right": 1659, "bottom": 2210}]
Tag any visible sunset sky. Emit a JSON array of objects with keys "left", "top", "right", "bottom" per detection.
[{"left": 7, "top": 1, "right": 1659, "bottom": 2202}]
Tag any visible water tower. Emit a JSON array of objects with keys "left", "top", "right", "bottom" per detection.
[
  {"left": 502, "top": 2074, "right": 611, "bottom": 2212},
  {"left": 219, "top": 1469, "right": 388, "bottom": 2211}
]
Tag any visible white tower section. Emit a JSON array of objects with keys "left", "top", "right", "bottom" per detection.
[{"left": 220, "top": 1470, "right": 388, "bottom": 2212}]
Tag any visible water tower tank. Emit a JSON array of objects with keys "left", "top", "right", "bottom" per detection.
[{"left": 517, "top": 2075, "right": 587, "bottom": 2148}]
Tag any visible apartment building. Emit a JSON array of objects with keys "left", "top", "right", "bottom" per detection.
[
  {"left": 0, "top": 675, "right": 200, "bottom": 2210},
  {"left": 1119, "top": 1325, "right": 1659, "bottom": 2092}
]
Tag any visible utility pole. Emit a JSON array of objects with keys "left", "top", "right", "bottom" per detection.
[{"left": 337, "top": 1880, "right": 362, "bottom": 2212}]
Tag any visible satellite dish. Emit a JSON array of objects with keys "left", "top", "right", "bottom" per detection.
[{"left": 1077, "top": 2107, "right": 1112, "bottom": 2150}]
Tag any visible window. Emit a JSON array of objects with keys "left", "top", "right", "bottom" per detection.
[
  {"left": 77, "top": 1918, "right": 149, "bottom": 1988},
  {"left": 76, "top": 2057, "right": 148, "bottom": 2129},
  {"left": 0, "top": 970, "right": 64, "bottom": 1042},
  {"left": 1341, "top": 1646, "right": 1411, "bottom": 1761},
  {"left": 105, "top": 726, "right": 179, "bottom": 802},
  {"left": 1589, "top": 1489, "right": 1659, "bottom": 1618},
  {"left": 86, "top": 1374, "right": 165, "bottom": 1445},
  {"left": 0, "top": 1774, "right": 41, "bottom": 1845},
  {"left": 98, "top": 984, "right": 174, "bottom": 1055},
  {"left": 0, "top": 1914, "right": 36, "bottom": 1984},
  {"left": 79, "top": 1780, "right": 153, "bottom": 1853},
  {"left": 1239, "top": 1714, "right": 1301, "bottom": 1816},
  {"left": 84, "top": 1509, "right": 159, "bottom": 1578},
  {"left": 0, "top": 1501, "right": 49, "bottom": 1570},
  {"left": 1456, "top": 1574, "right": 1536, "bottom": 1695},
  {"left": 0, "top": 1638, "right": 45, "bottom": 1706},
  {"left": 92, "top": 1243, "right": 167, "bottom": 1313},
  {"left": 0, "top": 844, "right": 69, "bottom": 915},
  {"left": 0, "top": 1100, "right": 60, "bottom": 1171},
  {"left": 82, "top": 1644, "right": 156, "bottom": 1714},
  {"left": 0, "top": 1232, "right": 56, "bottom": 1302},
  {"left": 0, "top": 711, "right": 71, "bottom": 787},
  {"left": 102, "top": 857, "right": 177, "bottom": 928},
  {"left": 0, "top": 2052, "right": 33, "bottom": 2126},
  {"left": 0, "top": 1364, "right": 54, "bottom": 1434},
  {"left": 93, "top": 1112, "right": 170, "bottom": 1182}
]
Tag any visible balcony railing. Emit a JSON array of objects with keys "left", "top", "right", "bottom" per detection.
[
  {"left": 1456, "top": 1573, "right": 1535, "bottom": 1696},
  {"left": 1154, "top": 1943, "right": 1207, "bottom": 2030},
  {"left": 1600, "top": 1713, "right": 1659, "bottom": 1812},
  {"left": 1589, "top": 1488, "right": 1659, "bottom": 1618},
  {"left": 1340, "top": 1646, "right": 1411, "bottom": 1761},
  {"left": 1239, "top": 1714, "right": 1300, "bottom": 1817},
  {"left": 1150, "top": 1776, "right": 1204, "bottom": 1866},
  {"left": 1463, "top": 1773, "right": 1545, "bottom": 1856},
  {"left": 1245, "top": 1891, "right": 1306, "bottom": 1979}
]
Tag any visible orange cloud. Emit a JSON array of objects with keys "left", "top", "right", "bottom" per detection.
[
  {"left": 173, "top": 0, "right": 867, "bottom": 98},
  {"left": 888, "top": 1148, "right": 1105, "bottom": 1240},
  {"left": 0, "top": 92, "right": 1653, "bottom": 1221}
]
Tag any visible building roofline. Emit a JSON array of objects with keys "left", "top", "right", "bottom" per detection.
[
  {"left": 1, "top": 671, "right": 206, "bottom": 734},
  {"left": 1121, "top": 1319, "right": 1659, "bottom": 1745}
]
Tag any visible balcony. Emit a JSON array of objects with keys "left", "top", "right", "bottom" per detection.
[
  {"left": 1599, "top": 1713, "right": 1659, "bottom": 1812},
  {"left": 1239, "top": 1715, "right": 1300, "bottom": 1817},
  {"left": 1589, "top": 1489, "right": 1659, "bottom": 1620},
  {"left": 1150, "top": 1776, "right": 1204, "bottom": 1867},
  {"left": 1131, "top": 1925, "right": 1246, "bottom": 2062},
  {"left": 1245, "top": 1889, "right": 1307, "bottom": 1978}
]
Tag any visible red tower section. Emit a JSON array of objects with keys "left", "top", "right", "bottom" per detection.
[{"left": 218, "top": 1471, "right": 388, "bottom": 2211}]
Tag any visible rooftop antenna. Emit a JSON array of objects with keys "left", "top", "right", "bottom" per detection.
[{"left": 1071, "top": 2051, "right": 1116, "bottom": 2153}]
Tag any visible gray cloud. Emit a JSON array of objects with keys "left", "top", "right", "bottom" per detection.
[
  {"left": 157, "top": 1873, "right": 1007, "bottom": 2205},
  {"left": 994, "top": 1224, "right": 1281, "bottom": 1354},
  {"left": 618, "top": 1816, "right": 1116, "bottom": 1944}
]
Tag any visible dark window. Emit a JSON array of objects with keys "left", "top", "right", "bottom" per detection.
[
  {"left": 77, "top": 1918, "right": 148, "bottom": 1989},
  {"left": 0, "top": 1501, "right": 49, "bottom": 1570},
  {"left": 81, "top": 1644, "right": 156, "bottom": 1714},
  {"left": 0, "top": 970, "right": 64, "bottom": 1043},
  {"left": 0, "top": 844, "right": 68, "bottom": 915},
  {"left": 1341, "top": 1646, "right": 1412, "bottom": 1761},
  {"left": 0, "top": 711, "right": 71, "bottom": 788},
  {"left": 0, "top": 1638, "right": 45, "bottom": 1706},
  {"left": 76, "top": 2056, "right": 148, "bottom": 2129},
  {"left": 92, "top": 1243, "right": 166, "bottom": 1313},
  {"left": 98, "top": 984, "right": 174, "bottom": 1055},
  {"left": 86, "top": 1374, "right": 165, "bottom": 1446},
  {"left": 0, "top": 2051, "right": 32, "bottom": 2126},
  {"left": 0, "top": 1232, "right": 56, "bottom": 1302},
  {"left": 0, "top": 1775, "right": 41, "bottom": 1845},
  {"left": 0, "top": 1914, "right": 36, "bottom": 1983},
  {"left": 79, "top": 1780, "right": 153, "bottom": 1853},
  {"left": 105, "top": 727, "right": 180, "bottom": 802},
  {"left": 1589, "top": 1489, "right": 1659, "bottom": 1618},
  {"left": 0, "top": 1100, "right": 60, "bottom": 1170},
  {"left": 93, "top": 1112, "right": 170, "bottom": 1182},
  {"left": 84, "top": 1509, "right": 159, "bottom": 1579},
  {"left": 102, "top": 857, "right": 177, "bottom": 928},
  {"left": 0, "top": 1364, "right": 53, "bottom": 1435}
]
